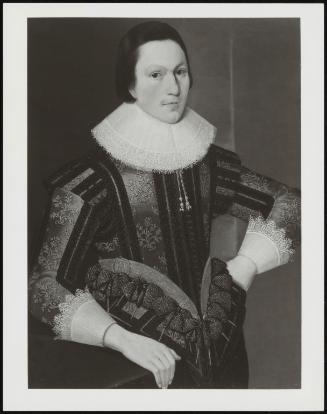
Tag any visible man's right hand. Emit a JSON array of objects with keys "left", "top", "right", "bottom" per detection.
[{"left": 103, "top": 323, "right": 181, "bottom": 388}]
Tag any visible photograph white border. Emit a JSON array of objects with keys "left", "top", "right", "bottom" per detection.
[{"left": 3, "top": 3, "right": 324, "bottom": 411}]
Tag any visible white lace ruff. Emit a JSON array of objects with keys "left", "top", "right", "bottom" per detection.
[
  {"left": 247, "top": 216, "right": 295, "bottom": 265},
  {"left": 91, "top": 103, "right": 216, "bottom": 172},
  {"left": 53, "top": 289, "right": 94, "bottom": 341}
]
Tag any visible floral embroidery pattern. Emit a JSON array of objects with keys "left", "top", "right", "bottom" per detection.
[
  {"left": 269, "top": 190, "right": 301, "bottom": 229},
  {"left": 136, "top": 216, "right": 162, "bottom": 251},
  {"left": 241, "top": 168, "right": 285, "bottom": 196},
  {"left": 50, "top": 192, "right": 81, "bottom": 225},
  {"left": 32, "top": 278, "right": 61, "bottom": 312},
  {"left": 229, "top": 203, "right": 261, "bottom": 223},
  {"left": 37, "top": 236, "right": 63, "bottom": 272},
  {"left": 29, "top": 187, "right": 84, "bottom": 327},
  {"left": 29, "top": 268, "right": 41, "bottom": 288},
  {"left": 35, "top": 189, "right": 83, "bottom": 273},
  {"left": 242, "top": 171, "right": 271, "bottom": 193},
  {"left": 159, "top": 255, "right": 167, "bottom": 267},
  {"left": 31, "top": 276, "right": 68, "bottom": 325},
  {"left": 123, "top": 171, "right": 156, "bottom": 206},
  {"left": 157, "top": 255, "right": 168, "bottom": 274},
  {"left": 95, "top": 236, "right": 120, "bottom": 254}
]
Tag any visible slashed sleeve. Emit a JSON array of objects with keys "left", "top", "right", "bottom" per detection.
[
  {"left": 212, "top": 145, "right": 301, "bottom": 275},
  {"left": 28, "top": 163, "right": 117, "bottom": 347}
]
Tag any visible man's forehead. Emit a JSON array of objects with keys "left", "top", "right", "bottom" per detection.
[{"left": 136, "top": 40, "right": 186, "bottom": 67}]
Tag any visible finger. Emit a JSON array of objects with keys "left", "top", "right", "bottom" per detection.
[
  {"left": 159, "top": 349, "right": 175, "bottom": 385},
  {"left": 165, "top": 351, "right": 175, "bottom": 385},
  {"left": 168, "top": 347, "right": 181, "bottom": 360},
  {"left": 156, "top": 351, "right": 174, "bottom": 386},
  {"left": 144, "top": 361, "right": 162, "bottom": 388},
  {"left": 153, "top": 356, "right": 169, "bottom": 389}
]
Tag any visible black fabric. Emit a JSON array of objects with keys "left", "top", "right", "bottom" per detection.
[
  {"left": 209, "top": 144, "right": 242, "bottom": 216},
  {"left": 93, "top": 150, "right": 142, "bottom": 262},
  {"left": 216, "top": 333, "right": 249, "bottom": 389},
  {"left": 45, "top": 158, "right": 86, "bottom": 191},
  {"left": 209, "top": 144, "right": 275, "bottom": 219},
  {"left": 56, "top": 149, "right": 144, "bottom": 292},
  {"left": 181, "top": 166, "right": 208, "bottom": 304},
  {"left": 57, "top": 202, "right": 98, "bottom": 291},
  {"left": 153, "top": 169, "right": 206, "bottom": 310}
]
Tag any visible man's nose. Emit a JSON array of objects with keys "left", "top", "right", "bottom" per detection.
[{"left": 166, "top": 73, "right": 180, "bottom": 95}]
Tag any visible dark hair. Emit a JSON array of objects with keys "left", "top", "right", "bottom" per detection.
[{"left": 115, "top": 21, "right": 193, "bottom": 102}]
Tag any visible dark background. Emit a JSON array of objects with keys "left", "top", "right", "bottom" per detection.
[{"left": 28, "top": 18, "right": 301, "bottom": 388}]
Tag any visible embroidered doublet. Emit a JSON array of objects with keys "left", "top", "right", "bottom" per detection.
[{"left": 28, "top": 103, "right": 301, "bottom": 376}]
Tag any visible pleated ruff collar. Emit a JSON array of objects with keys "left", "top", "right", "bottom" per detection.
[{"left": 91, "top": 102, "right": 216, "bottom": 173}]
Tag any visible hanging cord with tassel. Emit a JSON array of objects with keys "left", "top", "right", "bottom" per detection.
[
  {"left": 169, "top": 125, "right": 192, "bottom": 212},
  {"left": 176, "top": 170, "right": 192, "bottom": 212}
]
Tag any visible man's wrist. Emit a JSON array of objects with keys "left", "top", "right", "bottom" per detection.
[
  {"left": 103, "top": 322, "right": 128, "bottom": 352},
  {"left": 226, "top": 255, "right": 257, "bottom": 291}
]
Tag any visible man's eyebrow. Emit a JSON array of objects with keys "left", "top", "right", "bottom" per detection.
[
  {"left": 145, "top": 64, "right": 166, "bottom": 71},
  {"left": 144, "top": 62, "right": 188, "bottom": 71},
  {"left": 175, "top": 62, "right": 188, "bottom": 68}
]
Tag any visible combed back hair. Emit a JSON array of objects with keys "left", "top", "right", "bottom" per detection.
[{"left": 115, "top": 21, "right": 193, "bottom": 102}]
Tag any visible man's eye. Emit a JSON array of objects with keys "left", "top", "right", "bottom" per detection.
[
  {"left": 150, "top": 72, "right": 162, "bottom": 79},
  {"left": 177, "top": 68, "right": 188, "bottom": 76}
]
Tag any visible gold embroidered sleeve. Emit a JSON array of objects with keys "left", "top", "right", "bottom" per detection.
[{"left": 28, "top": 187, "right": 86, "bottom": 328}]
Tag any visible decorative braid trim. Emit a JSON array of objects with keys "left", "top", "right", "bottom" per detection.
[
  {"left": 53, "top": 289, "right": 95, "bottom": 341},
  {"left": 247, "top": 216, "right": 295, "bottom": 265},
  {"left": 99, "top": 258, "right": 200, "bottom": 319}
]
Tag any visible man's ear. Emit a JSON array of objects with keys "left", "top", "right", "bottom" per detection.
[{"left": 128, "top": 84, "right": 137, "bottom": 100}]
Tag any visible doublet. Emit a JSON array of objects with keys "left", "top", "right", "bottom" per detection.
[
  {"left": 30, "top": 143, "right": 300, "bottom": 301},
  {"left": 28, "top": 104, "right": 301, "bottom": 388}
]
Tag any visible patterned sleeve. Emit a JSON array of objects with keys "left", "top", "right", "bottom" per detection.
[
  {"left": 232, "top": 167, "right": 301, "bottom": 272},
  {"left": 29, "top": 164, "right": 117, "bottom": 346},
  {"left": 212, "top": 146, "right": 301, "bottom": 273}
]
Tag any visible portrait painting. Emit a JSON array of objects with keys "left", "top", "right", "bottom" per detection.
[{"left": 3, "top": 3, "right": 324, "bottom": 412}]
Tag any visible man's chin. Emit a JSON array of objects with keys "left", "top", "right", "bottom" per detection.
[
  {"left": 160, "top": 108, "right": 185, "bottom": 124},
  {"left": 141, "top": 106, "right": 184, "bottom": 124}
]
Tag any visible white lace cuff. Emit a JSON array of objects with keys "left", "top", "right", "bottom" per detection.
[
  {"left": 53, "top": 289, "right": 116, "bottom": 347},
  {"left": 238, "top": 216, "right": 295, "bottom": 274}
]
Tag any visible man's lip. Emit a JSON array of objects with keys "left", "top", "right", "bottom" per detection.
[{"left": 162, "top": 102, "right": 179, "bottom": 105}]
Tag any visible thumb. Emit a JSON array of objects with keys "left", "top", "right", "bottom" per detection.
[{"left": 169, "top": 348, "right": 181, "bottom": 360}]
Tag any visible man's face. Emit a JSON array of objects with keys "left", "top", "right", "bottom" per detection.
[{"left": 129, "top": 40, "right": 190, "bottom": 124}]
